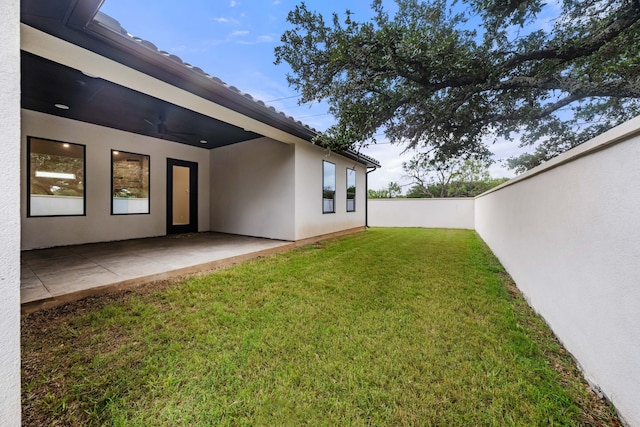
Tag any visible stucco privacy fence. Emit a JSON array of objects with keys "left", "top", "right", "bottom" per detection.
[
  {"left": 369, "top": 197, "right": 475, "bottom": 229},
  {"left": 369, "top": 115, "right": 640, "bottom": 427}
]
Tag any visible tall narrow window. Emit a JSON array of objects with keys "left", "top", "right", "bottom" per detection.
[
  {"left": 323, "top": 160, "right": 336, "bottom": 214},
  {"left": 112, "top": 150, "right": 150, "bottom": 214},
  {"left": 28, "top": 137, "right": 85, "bottom": 217},
  {"left": 346, "top": 168, "right": 356, "bottom": 212}
]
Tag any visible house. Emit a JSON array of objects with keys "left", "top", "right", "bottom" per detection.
[
  {"left": 19, "top": 0, "right": 379, "bottom": 250},
  {"left": 2, "top": 0, "right": 638, "bottom": 425},
  {"left": 2, "top": 0, "right": 380, "bottom": 423}
]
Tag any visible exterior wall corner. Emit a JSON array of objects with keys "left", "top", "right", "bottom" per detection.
[{"left": 0, "top": 0, "right": 23, "bottom": 425}]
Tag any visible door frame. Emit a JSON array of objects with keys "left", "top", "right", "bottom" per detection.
[{"left": 166, "top": 158, "right": 198, "bottom": 234}]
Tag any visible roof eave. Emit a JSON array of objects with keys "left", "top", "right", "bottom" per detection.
[
  {"left": 20, "top": 0, "right": 380, "bottom": 168},
  {"left": 86, "top": 17, "right": 320, "bottom": 142}
]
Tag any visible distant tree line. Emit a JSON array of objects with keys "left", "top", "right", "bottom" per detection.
[{"left": 368, "top": 158, "right": 508, "bottom": 198}]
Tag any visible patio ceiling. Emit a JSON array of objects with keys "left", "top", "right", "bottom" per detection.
[
  {"left": 19, "top": 0, "right": 313, "bottom": 150},
  {"left": 21, "top": 51, "right": 261, "bottom": 149}
]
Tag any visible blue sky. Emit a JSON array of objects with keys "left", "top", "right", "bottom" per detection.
[{"left": 100, "top": 0, "right": 526, "bottom": 191}]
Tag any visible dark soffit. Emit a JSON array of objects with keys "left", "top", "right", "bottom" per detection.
[
  {"left": 21, "top": 51, "right": 261, "bottom": 149},
  {"left": 20, "top": 0, "right": 317, "bottom": 141}
]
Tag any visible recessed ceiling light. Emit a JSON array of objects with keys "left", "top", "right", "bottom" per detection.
[
  {"left": 63, "top": 143, "right": 70, "bottom": 148},
  {"left": 200, "top": 140, "right": 207, "bottom": 144},
  {"left": 54, "top": 104, "right": 70, "bottom": 110}
]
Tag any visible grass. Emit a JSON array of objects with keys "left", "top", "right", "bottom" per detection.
[{"left": 22, "top": 228, "right": 620, "bottom": 426}]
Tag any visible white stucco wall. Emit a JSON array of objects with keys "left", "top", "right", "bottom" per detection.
[
  {"left": 0, "top": 0, "right": 21, "bottom": 424},
  {"left": 294, "top": 143, "right": 367, "bottom": 240},
  {"left": 22, "top": 110, "right": 211, "bottom": 249},
  {"left": 209, "top": 137, "right": 296, "bottom": 241},
  {"left": 475, "top": 116, "right": 640, "bottom": 427},
  {"left": 369, "top": 198, "right": 475, "bottom": 229}
]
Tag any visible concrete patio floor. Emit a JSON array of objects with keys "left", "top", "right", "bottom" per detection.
[{"left": 21, "top": 232, "right": 294, "bottom": 313}]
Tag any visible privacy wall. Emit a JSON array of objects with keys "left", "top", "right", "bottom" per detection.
[
  {"left": 475, "top": 117, "right": 640, "bottom": 427},
  {"left": 365, "top": 116, "right": 640, "bottom": 425},
  {"left": 0, "top": 1, "right": 21, "bottom": 425},
  {"left": 369, "top": 198, "right": 474, "bottom": 229}
]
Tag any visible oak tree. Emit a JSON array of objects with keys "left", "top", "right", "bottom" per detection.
[
  {"left": 275, "top": 0, "right": 640, "bottom": 171},
  {"left": 404, "top": 155, "right": 508, "bottom": 197}
]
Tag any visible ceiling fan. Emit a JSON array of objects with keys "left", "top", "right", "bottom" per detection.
[{"left": 144, "top": 113, "right": 195, "bottom": 141}]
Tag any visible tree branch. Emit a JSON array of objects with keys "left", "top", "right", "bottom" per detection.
[{"left": 502, "top": 0, "right": 640, "bottom": 66}]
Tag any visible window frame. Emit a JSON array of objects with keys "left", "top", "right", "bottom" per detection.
[
  {"left": 111, "top": 149, "right": 151, "bottom": 215},
  {"left": 322, "top": 160, "right": 336, "bottom": 214},
  {"left": 27, "top": 136, "right": 86, "bottom": 218},
  {"left": 346, "top": 168, "right": 356, "bottom": 212}
]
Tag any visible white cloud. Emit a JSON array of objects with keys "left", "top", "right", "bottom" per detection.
[
  {"left": 229, "top": 30, "right": 250, "bottom": 37},
  {"left": 203, "top": 30, "right": 271, "bottom": 47},
  {"left": 236, "top": 34, "right": 275, "bottom": 45},
  {"left": 213, "top": 17, "right": 240, "bottom": 25},
  {"left": 273, "top": 0, "right": 281, "bottom": 4},
  {"left": 361, "top": 143, "right": 415, "bottom": 192},
  {"left": 485, "top": 135, "right": 536, "bottom": 178},
  {"left": 229, "top": 0, "right": 237, "bottom": 7}
]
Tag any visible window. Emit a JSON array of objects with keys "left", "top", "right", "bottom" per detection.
[
  {"left": 112, "top": 150, "right": 150, "bottom": 214},
  {"left": 28, "top": 137, "right": 85, "bottom": 217},
  {"left": 346, "top": 168, "right": 356, "bottom": 212},
  {"left": 323, "top": 161, "right": 336, "bottom": 213}
]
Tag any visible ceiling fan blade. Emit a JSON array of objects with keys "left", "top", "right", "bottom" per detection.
[
  {"left": 167, "top": 130, "right": 196, "bottom": 136},
  {"left": 144, "top": 115, "right": 195, "bottom": 141}
]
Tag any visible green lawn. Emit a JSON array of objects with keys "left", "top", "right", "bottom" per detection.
[{"left": 22, "top": 228, "right": 620, "bottom": 426}]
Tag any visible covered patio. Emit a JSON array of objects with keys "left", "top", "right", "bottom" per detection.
[{"left": 21, "top": 233, "right": 294, "bottom": 313}]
